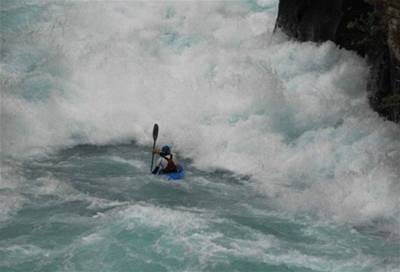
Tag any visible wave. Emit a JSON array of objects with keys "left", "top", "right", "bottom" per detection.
[{"left": 1, "top": 1, "right": 399, "bottom": 232}]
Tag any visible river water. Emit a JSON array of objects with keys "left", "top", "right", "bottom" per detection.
[{"left": 1, "top": 1, "right": 399, "bottom": 271}]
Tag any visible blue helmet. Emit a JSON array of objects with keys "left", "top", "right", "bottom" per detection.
[{"left": 161, "top": 145, "right": 171, "bottom": 155}]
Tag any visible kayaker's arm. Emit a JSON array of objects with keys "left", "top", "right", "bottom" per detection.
[
  {"left": 152, "top": 166, "right": 160, "bottom": 174},
  {"left": 152, "top": 157, "right": 163, "bottom": 174}
]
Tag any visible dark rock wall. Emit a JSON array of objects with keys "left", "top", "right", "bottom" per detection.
[
  {"left": 275, "top": 0, "right": 400, "bottom": 122},
  {"left": 275, "top": 1, "right": 344, "bottom": 42}
]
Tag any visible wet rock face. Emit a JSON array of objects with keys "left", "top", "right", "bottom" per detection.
[
  {"left": 274, "top": 1, "right": 344, "bottom": 42},
  {"left": 275, "top": 0, "right": 400, "bottom": 122},
  {"left": 386, "top": 1, "right": 400, "bottom": 60}
]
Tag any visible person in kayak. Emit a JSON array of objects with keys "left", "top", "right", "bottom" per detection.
[{"left": 152, "top": 145, "right": 178, "bottom": 174}]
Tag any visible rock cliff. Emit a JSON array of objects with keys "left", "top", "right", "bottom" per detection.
[{"left": 275, "top": 0, "right": 400, "bottom": 122}]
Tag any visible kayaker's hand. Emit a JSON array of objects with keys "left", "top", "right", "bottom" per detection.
[{"left": 152, "top": 148, "right": 160, "bottom": 154}]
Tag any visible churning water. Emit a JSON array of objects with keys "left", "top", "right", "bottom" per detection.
[{"left": 1, "top": 1, "right": 399, "bottom": 271}]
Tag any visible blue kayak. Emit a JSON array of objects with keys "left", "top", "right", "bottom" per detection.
[{"left": 159, "top": 164, "right": 184, "bottom": 181}]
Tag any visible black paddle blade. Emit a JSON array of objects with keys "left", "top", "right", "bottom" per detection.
[
  {"left": 151, "top": 123, "right": 159, "bottom": 172},
  {"left": 153, "top": 123, "right": 159, "bottom": 141}
]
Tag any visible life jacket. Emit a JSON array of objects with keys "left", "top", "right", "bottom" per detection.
[{"left": 160, "top": 154, "right": 178, "bottom": 173}]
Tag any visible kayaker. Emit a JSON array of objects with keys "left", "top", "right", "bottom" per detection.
[{"left": 152, "top": 145, "right": 178, "bottom": 174}]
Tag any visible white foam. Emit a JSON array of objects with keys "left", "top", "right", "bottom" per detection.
[
  {"left": 1, "top": 244, "right": 48, "bottom": 257},
  {"left": 116, "top": 203, "right": 207, "bottom": 232},
  {"left": 86, "top": 197, "right": 128, "bottom": 210},
  {"left": 80, "top": 233, "right": 104, "bottom": 245},
  {"left": 0, "top": 160, "right": 27, "bottom": 222},
  {"left": 0, "top": 193, "right": 25, "bottom": 223},
  {"left": 108, "top": 203, "right": 382, "bottom": 271},
  {"left": 109, "top": 156, "right": 146, "bottom": 169},
  {"left": 1, "top": 1, "right": 399, "bottom": 231}
]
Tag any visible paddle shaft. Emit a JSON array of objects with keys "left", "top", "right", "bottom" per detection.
[{"left": 150, "top": 124, "right": 159, "bottom": 172}]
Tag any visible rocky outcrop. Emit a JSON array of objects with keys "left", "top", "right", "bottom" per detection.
[{"left": 275, "top": 0, "right": 400, "bottom": 122}]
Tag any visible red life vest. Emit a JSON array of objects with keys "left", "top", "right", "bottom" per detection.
[{"left": 161, "top": 154, "right": 178, "bottom": 173}]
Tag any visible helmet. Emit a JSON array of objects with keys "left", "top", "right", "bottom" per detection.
[{"left": 161, "top": 145, "right": 171, "bottom": 155}]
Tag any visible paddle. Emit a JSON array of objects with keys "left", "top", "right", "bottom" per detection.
[{"left": 150, "top": 123, "right": 159, "bottom": 172}]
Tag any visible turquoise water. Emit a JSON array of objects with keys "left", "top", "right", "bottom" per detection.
[
  {"left": 1, "top": 144, "right": 398, "bottom": 271},
  {"left": 1, "top": 1, "right": 399, "bottom": 271}
]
